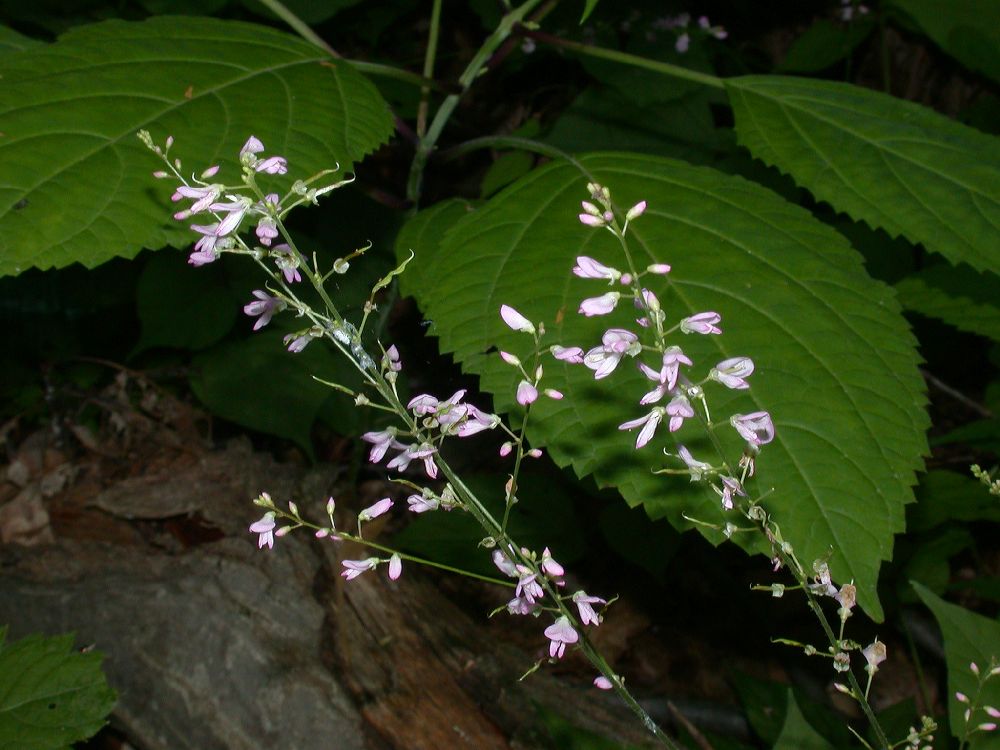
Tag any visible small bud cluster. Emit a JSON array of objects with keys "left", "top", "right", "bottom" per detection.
[
  {"left": 248, "top": 492, "right": 403, "bottom": 582},
  {"left": 955, "top": 659, "right": 1000, "bottom": 743},
  {"left": 651, "top": 13, "right": 727, "bottom": 54},
  {"left": 971, "top": 463, "right": 1000, "bottom": 496},
  {"left": 837, "top": 0, "right": 870, "bottom": 22}
]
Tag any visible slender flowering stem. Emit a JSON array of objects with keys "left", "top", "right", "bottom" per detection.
[{"left": 147, "top": 137, "right": 682, "bottom": 747}]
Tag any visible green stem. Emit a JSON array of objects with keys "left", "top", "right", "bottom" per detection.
[
  {"left": 529, "top": 31, "right": 725, "bottom": 90},
  {"left": 406, "top": 0, "right": 546, "bottom": 205},
  {"left": 351, "top": 61, "right": 446, "bottom": 91},
  {"left": 417, "top": 0, "right": 444, "bottom": 137},
  {"left": 256, "top": 0, "right": 340, "bottom": 57}
]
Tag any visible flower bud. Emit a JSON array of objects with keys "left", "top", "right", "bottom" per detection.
[{"left": 625, "top": 200, "right": 647, "bottom": 220}]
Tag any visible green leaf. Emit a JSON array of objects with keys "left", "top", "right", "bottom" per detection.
[
  {"left": 134, "top": 250, "right": 242, "bottom": 354},
  {"left": 394, "top": 198, "right": 476, "bottom": 300},
  {"left": 888, "top": 0, "right": 1000, "bottom": 84},
  {"left": 0, "top": 627, "right": 116, "bottom": 749},
  {"left": 778, "top": 18, "right": 876, "bottom": 74},
  {"left": 191, "top": 326, "right": 363, "bottom": 457},
  {"left": 546, "top": 87, "right": 726, "bottom": 163},
  {"left": 579, "top": 0, "right": 600, "bottom": 24},
  {"left": 0, "top": 16, "right": 393, "bottom": 277},
  {"left": 900, "top": 527, "right": 974, "bottom": 599},
  {"left": 481, "top": 152, "right": 536, "bottom": 199},
  {"left": 403, "top": 154, "right": 928, "bottom": 620},
  {"left": 913, "top": 584, "right": 1000, "bottom": 749},
  {"left": 725, "top": 76, "right": 1000, "bottom": 275},
  {"left": 895, "top": 264, "right": 1000, "bottom": 343},
  {"left": 773, "top": 689, "right": 837, "bottom": 750},
  {"left": 0, "top": 25, "right": 41, "bottom": 55},
  {"left": 909, "top": 469, "right": 1000, "bottom": 532}
]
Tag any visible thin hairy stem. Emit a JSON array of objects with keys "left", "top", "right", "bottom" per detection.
[
  {"left": 527, "top": 30, "right": 725, "bottom": 89},
  {"left": 406, "top": 0, "right": 545, "bottom": 205},
  {"left": 417, "top": 0, "right": 444, "bottom": 137}
]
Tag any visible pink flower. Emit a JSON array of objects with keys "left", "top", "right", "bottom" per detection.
[
  {"left": 173, "top": 183, "right": 222, "bottom": 215},
  {"left": 493, "top": 550, "right": 518, "bottom": 577},
  {"left": 677, "top": 445, "right": 712, "bottom": 480},
  {"left": 249, "top": 512, "right": 276, "bottom": 549},
  {"left": 710, "top": 357, "right": 754, "bottom": 389},
  {"left": 500, "top": 304, "right": 535, "bottom": 333},
  {"left": 541, "top": 548, "right": 564, "bottom": 579},
  {"left": 453, "top": 405, "right": 499, "bottom": 437},
  {"left": 407, "top": 393, "right": 442, "bottom": 416},
  {"left": 680, "top": 312, "right": 722, "bottom": 335},
  {"left": 573, "top": 256, "right": 621, "bottom": 283},
  {"left": 189, "top": 223, "right": 222, "bottom": 264},
  {"left": 240, "top": 136, "right": 288, "bottom": 174},
  {"left": 639, "top": 346, "right": 692, "bottom": 403},
  {"left": 718, "top": 475, "right": 746, "bottom": 510},
  {"left": 383, "top": 345, "right": 402, "bottom": 372},
  {"left": 517, "top": 380, "right": 538, "bottom": 405},
  {"left": 551, "top": 345, "right": 584, "bottom": 363},
  {"left": 731, "top": 411, "right": 775, "bottom": 447},
  {"left": 387, "top": 443, "right": 439, "bottom": 478},
  {"left": 388, "top": 553, "right": 402, "bottom": 580},
  {"left": 256, "top": 155, "right": 288, "bottom": 175},
  {"left": 584, "top": 329, "right": 641, "bottom": 379},
  {"left": 407, "top": 493, "right": 439, "bottom": 513},
  {"left": 594, "top": 676, "right": 613, "bottom": 690},
  {"left": 283, "top": 332, "right": 314, "bottom": 353},
  {"left": 241, "top": 135, "right": 265, "bottom": 155},
  {"left": 579, "top": 292, "right": 620, "bottom": 316},
  {"left": 619, "top": 407, "right": 664, "bottom": 449},
  {"left": 358, "top": 497, "right": 393, "bottom": 522},
  {"left": 507, "top": 596, "right": 537, "bottom": 616},
  {"left": 341, "top": 557, "right": 378, "bottom": 580},
  {"left": 515, "top": 567, "right": 544, "bottom": 602},
  {"left": 573, "top": 590, "right": 606, "bottom": 625},
  {"left": 255, "top": 216, "right": 278, "bottom": 245},
  {"left": 361, "top": 429, "right": 402, "bottom": 463},
  {"left": 862, "top": 640, "right": 887, "bottom": 672},
  {"left": 209, "top": 195, "right": 253, "bottom": 236},
  {"left": 666, "top": 394, "right": 694, "bottom": 432},
  {"left": 698, "top": 16, "right": 728, "bottom": 39},
  {"left": 544, "top": 616, "right": 579, "bottom": 659},
  {"left": 271, "top": 244, "right": 302, "bottom": 284},
  {"left": 243, "top": 290, "right": 285, "bottom": 330}
]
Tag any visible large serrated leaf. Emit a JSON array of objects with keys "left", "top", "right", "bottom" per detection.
[
  {"left": 914, "top": 584, "right": 1000, "bottom": 749},
  {"left": 895, "top": 264, "right": 1000, "bottom": 343},
  {"left": 403, "top": 154, "right": 928, "bottom": 620},
  {"left": 0, "top": 16, "right": 393, "bottom": 277},
  {"left": 0, "top": 627, "right": 116, "bottom": 749},
  {"left": 725, "top": 76, "right": 1000, "bottom": 275}
]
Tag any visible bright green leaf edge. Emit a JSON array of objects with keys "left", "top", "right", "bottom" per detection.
[
  {"left": 895, "top": 266, "right": 1000, "bottom": 343},
  {"left": 726, "top": 75, "right": 1000, "bottom": 276},
  {"left": 404, "top": 153, "right": 929, "bottom": 621},
  {"left": 0, "top": 16, "right": 393, "bottom": 277}
]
